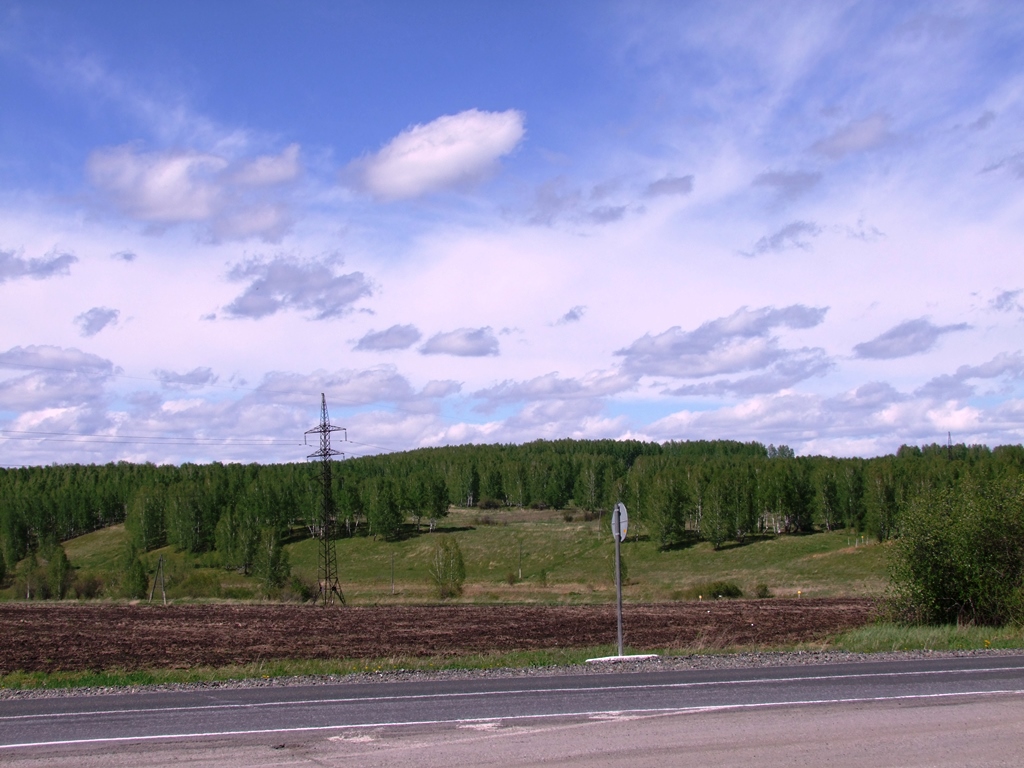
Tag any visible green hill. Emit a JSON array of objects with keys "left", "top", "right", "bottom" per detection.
[{"left": 4, "top": 507, "right": 888, "bottom": 603}]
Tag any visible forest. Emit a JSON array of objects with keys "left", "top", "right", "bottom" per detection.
[
  {"left": 1, "top": 438, "right": 1023, "bottom": 621},
  {"left": 0, "top": 438, "right": 1019, "bottom": 626}
]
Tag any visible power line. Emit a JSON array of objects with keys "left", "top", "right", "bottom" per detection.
[
  {"left": 0, "top": 429, "right": 406, "bottom": 453},
  {"left": 344, "top": 438, "right": 400, "bottom": 454}
]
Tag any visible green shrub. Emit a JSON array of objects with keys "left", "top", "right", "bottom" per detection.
[
  {"left": 122, "top": 557, "right": 149, "bottom": 599},
  {"left": 755, "top": 583, "right": 773, "bottom": 599},
  {"left": 681, "top": 580, "right": 743, "bottom": 599},
  {"left": 72, "top": 574, "right": 104, "bottom": 599},
  {"left": 429, "top": 536, "right": 466, "bottom": 599},
  {"left": 168, "top": 570, "right": 223, "bottom": 599},
  {"left": 889, "top": 478, "right": 1024, "bottom": 626}
]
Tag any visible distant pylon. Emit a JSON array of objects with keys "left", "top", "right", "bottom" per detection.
[{"left": 305, "top": 393, "right": 346, "bottom": 606}]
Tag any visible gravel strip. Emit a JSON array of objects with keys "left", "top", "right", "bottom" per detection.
[{"left": 2, "top": 648, "right": 1021, "bottom": 700}]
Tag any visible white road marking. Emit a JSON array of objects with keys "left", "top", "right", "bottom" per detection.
[
  {"left": 0, "top": 663, "right": 1020, "bottom": 723},
  {"left": 1, "top": 689, "right": 1023, "bottom": 751}
]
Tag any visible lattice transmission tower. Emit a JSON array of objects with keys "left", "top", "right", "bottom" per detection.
[{"left": 305, "top": 393, "right": 346, "bottom": 606}]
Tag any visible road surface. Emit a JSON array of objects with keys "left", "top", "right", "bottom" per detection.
[{"left": 1, "top": 655, "right": 1023, "bottom": 766}]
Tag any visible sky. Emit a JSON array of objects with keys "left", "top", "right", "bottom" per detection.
[{"left": 1, "top": 0, "right": 1023, "bottom": 467}]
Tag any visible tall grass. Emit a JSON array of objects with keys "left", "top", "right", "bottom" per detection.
[{"left": 833, "top": 623, "right": 1024, "bottom": 653}]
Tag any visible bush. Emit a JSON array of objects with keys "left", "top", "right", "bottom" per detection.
[
  {"left": 168, "top": 570, "right": 223, "bottom": 599},
  {"left": 72, "top": 573, "right": 104, "bottom": 599},
  {"left": 681, "top": 580, "right": 744, "bottom": 600},
  {"left": 122, "top": 556, "right": 149, "bottom": 599},
  {"left": 477, "top": 496, "right": 503, "bottom": 510},
  {"left": 755, "top": 583, "right": 773, "bottom": 599},
  {"left": 429, "top": 535, "right": 466, "bottom": 599},
  {"left": 288, "top": 576, "right": 316, "bottom": 602},
  {"left": 889, "top": 479, "right": 1024, "bottom": 626}
]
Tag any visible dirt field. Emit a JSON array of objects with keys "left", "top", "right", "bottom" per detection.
[{"left": 0, "top": 599, "right": 875, "bottom": 673}]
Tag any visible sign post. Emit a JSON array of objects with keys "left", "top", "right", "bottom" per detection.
[
  {"left": 585, "top": 503, "right": 656, "bottom": 664},
  {"left": 612, "top": 502, "right": 628, "bottom": 657}
]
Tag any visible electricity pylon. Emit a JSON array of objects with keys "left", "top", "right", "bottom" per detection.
[{"left": 305, "top": 393, "right": 346, "bottom": 606}]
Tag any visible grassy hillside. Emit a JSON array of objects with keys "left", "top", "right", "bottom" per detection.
[{"left": 3, "top": 507, "right": 888, "bottom": 603}]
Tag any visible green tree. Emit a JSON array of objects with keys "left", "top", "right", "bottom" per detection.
[
  {"left": 366, "top": 477, "right": 403, "bottom": 540},
  {"left": 253, "top": 526, "right": 291, "bottom": 594},
  {"left": 125, "top": 485, "right": 166, "bottom": 551},
  {"left": 648, "top": 470, "right": 691, "bottom": 549},
  {"left": 46, "top": 544, "right": 73, "bottom": 599},
  {"left": 121, "top": 547, "right": 149, "bottom": 600},
  {"left": 429, "top": 535, "right": 466, "bottom": 599},
  {"left": 890, "top": 477, "right": 1024, "bottom": 626}
]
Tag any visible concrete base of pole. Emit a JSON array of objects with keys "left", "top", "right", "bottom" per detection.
[{"left": 584, "top": 654, "right": 660, "bottom": 664}]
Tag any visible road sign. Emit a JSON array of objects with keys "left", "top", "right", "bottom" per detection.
[{"left": 612, "top": 502, "right": 628, "bottom": 542}]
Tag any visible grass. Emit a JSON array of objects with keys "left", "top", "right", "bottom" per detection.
[
  {"left": 5, "top": 623, "right": 1022, "bottom": 691},
  {"left": 2, "top": 507, "right": 889, "bottom": 602},
  {"left": 62, "top": 524, "right": 129, "bottom": 572},
  {"left": 284, "top": 508, "right": 890, "bottom": 604},
  {"left": 832, "top": 623, "right": 1024, "bottom": 653},
  {"left": 0, "top": 646, "right": 630, "bottom": 690}
]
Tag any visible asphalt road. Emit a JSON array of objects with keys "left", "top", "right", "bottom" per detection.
[{"left": 2, "top": 655, "right": 1023, "bottom": 766}]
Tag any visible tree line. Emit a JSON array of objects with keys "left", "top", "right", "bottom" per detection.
[{"left": 1, "top": 438, "right": 1022, "bottom": 619}]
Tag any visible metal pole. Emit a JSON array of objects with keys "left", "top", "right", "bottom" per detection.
[{"left": 614, "top": 513, "right": 623, "bottom": 657}]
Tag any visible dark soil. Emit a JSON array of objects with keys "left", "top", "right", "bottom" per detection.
[{"left": 0, "top": 598, "right": 876, "bottom": 673}]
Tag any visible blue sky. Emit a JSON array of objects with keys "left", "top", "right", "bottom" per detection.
[{"left": 1, "top": 0, "right": 1023, "bottom": 465}]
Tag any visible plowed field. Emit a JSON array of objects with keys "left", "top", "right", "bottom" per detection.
[{"left": 0, "top": 599, "right": 875, "bottom": 673}]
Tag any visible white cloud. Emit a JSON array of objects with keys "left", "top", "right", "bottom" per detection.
[
  {"left": 88, "top": 145, "right": 227, "bottom": 222},
  {"left": 357, "top": 109, "right": 525, "bottom": 200},
  {"left": 555, "top": 306, "right": 587, "bottom": 325},
  {"left": 0, "top": 248, "right": 77, "bottom": 284},
  {"left": 0, "top": 345, "right": 114, "bottom": 413},
  {"left": 853, "top": 318, "right": 970, "bottom": 360},
  {"left": 616, "top": 305, "right": 829, "bottom": 379},
  {"left": 227, "top": 144, "right": 301, "bottom": 186},
  {"left": 420, "top": 327, "right": 500, "bottom": 357},
  {"left": 224, "top": 255, "right": 372, "bottom": 320},
  {"left": 744, "top": 221, "right": 821, "bottom": 256},
  {"left": 87, "top": 144, "right": 301, "bottom": 241},
  {"left": 355, "top": 324, "right": 422, "bottom": 351},
  {"left": 154, "top": 367, "right": 218, "bottom": 388},
  {"left": 474, "top": 370, "right": 636, "bottom": 410},
  {"left": 74, "top": 307, "right": 119, "bottom": 337}
]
